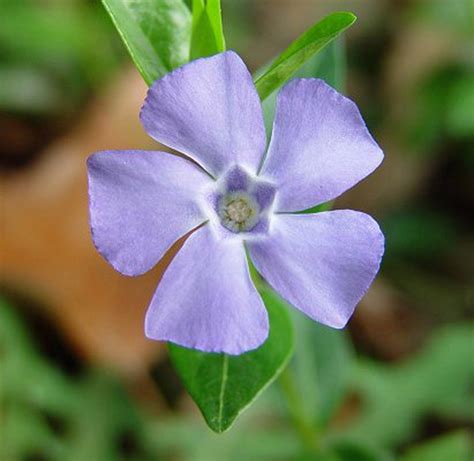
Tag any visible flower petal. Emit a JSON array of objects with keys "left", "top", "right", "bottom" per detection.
[
  {"left": 145, "top": 225, "right": 269, "bottom": 354},
  {"left": 260, "top": 79, "right": 383, "bottom": 212},
  {"left": 140, "top": 51, "right": 266, "bottom": 177},
  {"left": 247, "top": 211, "right": 384, "bottom": 328},
  {"left": 87, "top": 150, "right": 211, "bottom": 276}
]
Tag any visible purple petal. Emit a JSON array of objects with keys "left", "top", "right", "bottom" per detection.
[
  {"left": 253, "top": 181, "right": 277, "bottom": 211},
  {"left": 87, "top": 150, "right": 211, "bottom": 276},
  {"left": 247, "top": 211, "right": 384, "bottom": 328},
  {"left": 140, "top": 51, "right": 266, "bottom": 178},
  {"left": 224, "top": 165, "right": 250, "bottom": 191},
  {"left": 260, "top": 79, "right": 383, "bottom": 212},
  {"left": 145, "top": 225, "right": 269, "bottom": 354}
]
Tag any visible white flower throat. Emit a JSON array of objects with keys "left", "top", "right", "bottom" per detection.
[
  {"left": 218, "top": 191, "right": 260, "bottom": 232},
  {"left": 212, "top": 165, "right": 276, "bottom": 235}
]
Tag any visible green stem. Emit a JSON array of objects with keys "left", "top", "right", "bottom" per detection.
[{"left": 279, "top": 365, "right": 319, "bottom": 454}]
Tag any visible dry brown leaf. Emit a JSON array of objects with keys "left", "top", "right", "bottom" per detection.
[{"left": 0, "top": 68, "right": 174, "bottom": 377}]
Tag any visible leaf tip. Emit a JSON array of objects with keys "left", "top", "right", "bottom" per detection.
[
  {"left": 206, "top": 417, "right": 234, "bottom": 434},
  {"left": 327, "top": 11, "right": 357, "bottom": 27},
  {"left": 338, "top": 11, "right": 358, "bottom": 25}
]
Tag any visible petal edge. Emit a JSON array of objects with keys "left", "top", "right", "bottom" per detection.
[
  {"left": 140, "top": 51, "right": 267, "bottom": 177},
  {"left": 247, "top": 211, "right": 384, "bottom": 328},
  {"left": 261, "top": 79, "right": 383, "bottom": 212},
  {"left": 145, "top": 224, "right": 269, "bottom": 354},
  {"left": 87, "top": 150, "right": 210, "bottom": 276}
]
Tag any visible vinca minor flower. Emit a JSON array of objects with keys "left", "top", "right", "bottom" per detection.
[{"left": 87, "top": 51, "right": 384, "bottom": 355}]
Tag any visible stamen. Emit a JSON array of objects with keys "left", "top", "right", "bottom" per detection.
[
  {"left": 226, "top": 198, "right": 252, "bottom": 223},
  {"left": 218, "top": 192, "right": 260, "bottom": 233}
]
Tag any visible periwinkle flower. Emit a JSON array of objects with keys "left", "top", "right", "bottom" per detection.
[{"left": 87, "top": 51, "right": 384, "bottom": 355}]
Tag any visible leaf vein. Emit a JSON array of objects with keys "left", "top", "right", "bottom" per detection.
[{"left": 217, "top": 354, "right": 229, "bottom": 431}]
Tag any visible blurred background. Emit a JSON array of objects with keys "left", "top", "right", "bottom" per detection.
[{"left": 0, "top": 0, "right": 473, "bottom": 460}]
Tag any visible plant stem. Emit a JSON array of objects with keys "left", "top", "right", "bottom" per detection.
[{"left": 279, "top": 365, "right": 319, "bottom": 454}]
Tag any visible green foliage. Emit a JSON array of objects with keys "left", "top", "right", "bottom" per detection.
[
  {"left": 100, "top": 0, "right": 226, "bottom": 85},
  {"left": 290, "top": 313, "right": 353, "bottom": 428},
  {"left": 445, "top": 74, "right": 474, "bottom": 137},
  {"left": 400, "top": 431, "right": 472, "bottom": 461},
  {"left": 331, "top": 441, "right": 395, "bottom": 461},
  {"left": 2, "top": 297, "right": 471, "bottom": 460},
  {"left": 101, "top": 0, "right": 191, "bottom": 85},
  {"left": 190, "top": 0, "right": 226, "bottom": 59},
  {"left": 411, "top": 0, "right": 474, "bottom": 37},
  {"left": 254, "top": 12, "right": 356, "bottom": 101},
  {"left": 381, "top": 209, "right": 457, "bottom": 262},
  {"left": 0, "top": 1, "right": 121, "bottom": 113},
  {"left": 335, "top": 324, "right": 474, "bottom": 449},
  {"left": 0, "top": 298, "right": 152, "bottom": 460},
  {"left": 408, "top": 65, "right": 474, "bottom": 150},
  {"left": 145, "top": 415, "right": 301, "bottom": 461},
  {"left": 168, "top": 287, "right": 294, "bottom": 433}
]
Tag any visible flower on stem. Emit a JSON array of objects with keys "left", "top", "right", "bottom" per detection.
[{"left": 87, "top": 51, "right": 384, "bottom": 355}]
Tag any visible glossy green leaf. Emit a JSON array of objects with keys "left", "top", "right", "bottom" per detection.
[
  {"left": 102, "top": 0, "right": 191, "bottom": 85},
  {"left": 205, "top": 0, "right": 225, "bottom": 51},
  {"left": 190, "top": 0, "right": 225, "bottom": 59},
  {"left": 169, "top": 288, "right": 294, "bottom": 433},
  {"left": 254, "top": 12, "right": 356, "bottom": 101}
]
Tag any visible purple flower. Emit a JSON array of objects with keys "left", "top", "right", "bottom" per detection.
[{"left": 87, "top": 51, "right": 384, "bottom": 355}]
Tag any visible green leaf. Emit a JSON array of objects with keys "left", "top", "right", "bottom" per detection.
[
  {"left": 300, "top": 200, "right": 334, "bottom": 215},
  {"left": 400, "top": 431, "right": 472, "bottom": 461},
  {"left": 338, "top": 324, "right": 474, "bottom": 449},
  {"left": 261, "top": 35, "right": 346, "bottom": 134},
  {"left": 102, "top": 0, "right": 191, "bottom": 85},
  {"left": 254, "top": 12, "right": 356, "bottom": 101},
  {"left": 290, "top": 312, "right": 353, "bottom": 427},
  {"left": 168, "top": 287, "right": 294, "bottom": 433},
  {"left": 190, "top": 0, "right": 225, "bottom": 59}
]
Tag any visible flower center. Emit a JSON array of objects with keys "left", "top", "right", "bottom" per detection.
[
  {"left": 218, "top": 192, "right": 260, "bottom": 233},
  {"left": 226, "top": 198, "right": 252, "bottom": 222}
]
